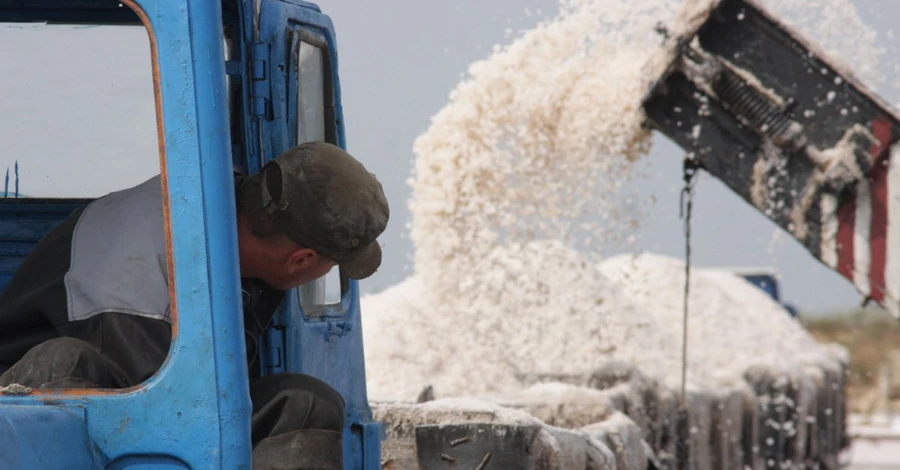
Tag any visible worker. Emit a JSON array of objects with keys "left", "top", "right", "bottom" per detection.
[{"left": 0, "top": 141, "right": 389, "bottom": 469}]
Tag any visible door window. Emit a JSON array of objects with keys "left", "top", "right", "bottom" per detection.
[{"left": 292, "top": 31, "right": 346, "bottom": 313}]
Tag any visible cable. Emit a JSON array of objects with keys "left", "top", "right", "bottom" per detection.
[
  {"left": 675, "top": 157, "right": 700, "bottom": 470},
  {"left": 679, "top": 158, "right": 699, "bottom": 400}
]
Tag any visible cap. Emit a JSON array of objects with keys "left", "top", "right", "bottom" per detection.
[{"left": 259, "top": 141, "right": 389, "bottom": 279}]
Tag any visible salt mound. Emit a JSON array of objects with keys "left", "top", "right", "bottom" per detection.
[
  {"left": 598, "top": 253, "right": 832, "bottom": 388},
  {"left": 363, "top": 240, "right": 683, "bottom": 400},
  {"left": 362, "top": 249, "right": 832, "bottom": 401}
]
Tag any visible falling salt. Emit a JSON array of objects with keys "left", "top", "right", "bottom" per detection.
[{"left": 363, "top": 0, "right": 883, "bottom": 405}]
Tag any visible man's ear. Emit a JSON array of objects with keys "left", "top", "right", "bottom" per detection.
[{"left": 286, "top": 247, "right": 317, "bottom": 268}]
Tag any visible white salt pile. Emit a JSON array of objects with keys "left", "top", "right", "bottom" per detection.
[
  {"left": 362, "top": 241, "right": 675, "bottom": 400},
  {"left": 362, "top": 249, "right": 839, "bottom": 400},
  {"left": 364, "top": 0, "right": 886, "bottom": 403},
  {"left": 596, "top": 253, "right": 842, "bottom": 388}
]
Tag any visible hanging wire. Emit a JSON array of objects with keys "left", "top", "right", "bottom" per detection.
[{"left": 678, "top": 157, "right": 700, "bottom": 400}]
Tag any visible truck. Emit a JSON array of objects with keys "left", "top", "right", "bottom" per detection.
[
  {"left": 731, "top": 267, "right": 798, "bottom": 317},
  {"left": 0, "top": 0, "right": 381, "bottom": 468},
  {"left": 0, "top": 0, "right": 893, "bottom": 468}
]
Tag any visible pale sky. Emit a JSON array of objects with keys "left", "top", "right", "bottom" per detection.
[{"left": 1, "top": 1, "right": 897, "bottom": 315}]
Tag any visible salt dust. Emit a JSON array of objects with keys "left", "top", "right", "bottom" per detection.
[{"left": 364, "top": 0, "right": 881, "bottom": 403}]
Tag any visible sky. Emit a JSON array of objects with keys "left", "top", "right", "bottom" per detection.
[
  {"left": 0, "top": 1, "right": 897, "bottom": 316},
  {"left": 0, "top": 24, "right": 158, "bottom": 197},
  {"left": 311, "top": 0, "right": 900, "bottom": 316}
]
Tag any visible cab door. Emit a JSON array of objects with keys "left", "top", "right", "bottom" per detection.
[{"left": 244, "top": 1, "right": 381, "bottom": 468}]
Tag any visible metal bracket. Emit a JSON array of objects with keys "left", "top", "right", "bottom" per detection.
[
  {"left": 353, "top": 421, "right": 383, "bottom": 470},
  {"left": 249, "top": 42, "right": 271, "bottom": 119},
  {"left": 261, "top": 325, "right": 286, "bottom": 375}
]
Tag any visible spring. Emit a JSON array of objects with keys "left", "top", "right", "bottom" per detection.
[{"left": 712, "top": 70, "right": 795, "bottom": 146}]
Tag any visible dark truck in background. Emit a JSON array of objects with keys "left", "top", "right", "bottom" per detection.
[{"left": 732, "top": 267, "right": 799, "bottom": 317}]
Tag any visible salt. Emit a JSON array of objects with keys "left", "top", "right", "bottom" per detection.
[{"left": 364, "top": 0, "right": 880, "bottom": 405}]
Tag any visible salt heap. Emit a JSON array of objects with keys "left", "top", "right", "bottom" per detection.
[
  {"left": 362, "top": 249, "right": 841, "bottom": 400},
  {"left": 362, "top": 241, "right": 682, "bottom": 400},
  {"left": 597, "top": 253, "right": 841, "bottom": 389}
]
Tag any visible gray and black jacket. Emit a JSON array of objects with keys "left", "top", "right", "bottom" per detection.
[{"left": 0, "top": 175, "right": 285, "bottom": 383}]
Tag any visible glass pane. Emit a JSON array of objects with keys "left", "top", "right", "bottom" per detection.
[
  {"left": 0, "top": 23, "right": 158, "bottom": 198},
  {"left": 294, "top": 38, "right": 343, "bottom": 311},
  {"left": 323, "top": 267, "right": 342, "bottom": 304},
  {"left": 296, "top": 41, "right": 325, "bottom": 143}
]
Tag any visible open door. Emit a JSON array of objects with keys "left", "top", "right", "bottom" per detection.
[{"left": 245, "top": 1, "right": 382, "bottom": 468}]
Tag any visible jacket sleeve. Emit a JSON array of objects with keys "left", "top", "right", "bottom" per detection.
[
  {"left": 50, "top": 278, "right": 284, "bottom": 385},
  {"left": 57, "top": 312, "right": 172, "bottom": 386}
]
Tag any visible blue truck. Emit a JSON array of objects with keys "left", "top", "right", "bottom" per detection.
[
  {"left": 730, "top": 268, "right": 799, "bottom": 317},
  {"left": 0, "top": 0, "right": 381, "bottom": 468}
]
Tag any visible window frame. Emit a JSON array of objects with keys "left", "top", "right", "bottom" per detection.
[{"left": 286, "top": 26, "right": 350, "bottom": 318}]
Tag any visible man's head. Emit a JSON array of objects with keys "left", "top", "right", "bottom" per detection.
[{"left": 236, "top": 142, "right": 389, "bottom": 290}]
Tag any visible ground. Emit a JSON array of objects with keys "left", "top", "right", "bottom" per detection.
[
  {"left": 804, "top": 310, "right": 900, "bottom": 468},
  {"left": 802, "top": 309, "right": 900, "bottom": 414}
]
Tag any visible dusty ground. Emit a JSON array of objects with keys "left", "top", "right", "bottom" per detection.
[
  {"left": 804, "top": 310, "right": 900, "bottom": 468},
  {"left": 802, "top": 309, "right": 900, "bottom": 414}
]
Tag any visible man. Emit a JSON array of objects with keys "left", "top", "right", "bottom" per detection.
[{"left": 0, "top": 141, "right": 389, "bottom": 469}]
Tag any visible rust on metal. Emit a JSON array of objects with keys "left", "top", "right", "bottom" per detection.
[
  {"left": 475, "top": 451, "right": 492, "bottom": 470},
  {"left": 449, "top": 435, "right": 471, "bottom": 447}
]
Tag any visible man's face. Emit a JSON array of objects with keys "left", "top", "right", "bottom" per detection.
[{"left": 263, "top": 249, "right": 337, "bottom": 291}]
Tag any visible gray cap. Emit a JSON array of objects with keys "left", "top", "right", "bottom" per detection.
[{"left": 259, "top": 141, "right": 389, "bottom": 279}]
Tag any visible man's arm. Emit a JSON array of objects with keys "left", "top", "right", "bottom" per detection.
[{"left": 58, "top": 313, "right": 172, "bottom": 386}]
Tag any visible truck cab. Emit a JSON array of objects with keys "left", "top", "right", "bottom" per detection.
[{"left": 0, "top": 0, "right": 381, "bottom": 468}]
